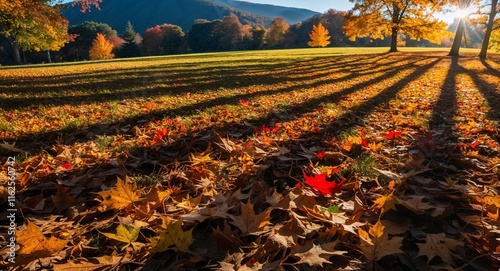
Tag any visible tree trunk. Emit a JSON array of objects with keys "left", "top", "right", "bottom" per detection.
[
  {"left": 448, "top": 18, "right": 465, "bottom": 56},
  {"left": 479, "top": 0, "right": 498, "bottom": 59},
  {"left": 47, "top": 51, "right": 52, "bottom": 63},
  {"left": 9, "top": 37, "right": 22, "bottom": 65},
  {"left": 390, "top": 27, "right": 398, "bottom": 52}
]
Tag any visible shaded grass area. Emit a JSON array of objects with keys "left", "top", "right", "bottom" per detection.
[{"left": 1, "top": 48, "right": 500, "bottom": 270}]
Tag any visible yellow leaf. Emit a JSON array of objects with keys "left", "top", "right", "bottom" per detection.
[
  {"left": 372, "top": 193, "right": 397, "bottom": 213},
  {"left": 102, "top": 223, "right": 140, "bottom": 244},
  {"left": 369, "top": 220, "right": 385, "bottom": 239},
  {"left": 150, "top": 220, "right": 193, "bottom": 253},
  {"left": 368, "top": 142, "right": 382, "bottom": 151},
  {"left": 16, "top": 220, "right": 67, "bottom": 265},
  {"left": 97, "top": 177, "right": 141, "bottom": 210}
]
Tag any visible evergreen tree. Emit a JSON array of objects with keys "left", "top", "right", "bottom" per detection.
[{"left": 118, "top": 21, "right": 141, "bottom": 58}]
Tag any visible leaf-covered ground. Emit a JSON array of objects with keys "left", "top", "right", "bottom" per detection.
[{"left": 1, "top": 48, "right": 500, "bottom": 270}]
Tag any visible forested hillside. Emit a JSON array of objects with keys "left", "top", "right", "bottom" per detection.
[{"left": 62, "top": 0, "right": 274, "bottom": 33}]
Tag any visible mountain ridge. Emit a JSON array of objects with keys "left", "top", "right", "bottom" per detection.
[{"left": 62, "top": 0, "right": 318, "bottom": 34}]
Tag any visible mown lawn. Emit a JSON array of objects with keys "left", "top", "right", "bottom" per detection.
[{"left": 1, "top": 48, "right": 500, "bottom": 270}]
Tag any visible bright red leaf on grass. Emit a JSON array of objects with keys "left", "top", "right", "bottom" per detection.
[
  {"left": 60, "top": 163, "right": 72, "bottom": 170},
  {"left": 303, "top": 173, "right": 345, "bottom": 196},
  {"left": 240, "top": 99, "right": 249, "bottom": 105},
  {"left": 384, "top": 130, "right": 402, "bottom": 139},
  {"left": 469, "top": 139, "right": 480, "bottom": 149},
  {"left": 256, "top": 124, "right": 279, "bottom": 134},
  {"left": 361, "top": 135, "right": 369, "bottom": 149},
  {"left": 154, "top": 128, "right": 169, "bottom": 142}
]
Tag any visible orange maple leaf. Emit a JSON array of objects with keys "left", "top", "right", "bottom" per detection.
[{"left": 16, "top": 220, "right": 67, "bottom": 265}]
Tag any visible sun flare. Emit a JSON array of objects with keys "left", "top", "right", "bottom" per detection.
[{"left": 455, "top": 8, "right": 470, "bottom": 19}]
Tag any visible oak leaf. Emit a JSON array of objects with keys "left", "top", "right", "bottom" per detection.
[
  {"left": 97, "top": 177, "right": 141, "bottom": 210},
  {"left": 16, "top": 220, "right": 67, "bottom": 265}
]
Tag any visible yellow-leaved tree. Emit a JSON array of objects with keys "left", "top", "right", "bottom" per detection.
[
  {"left": 344, "top": 0, "right": 449, "bottom": 52},
  {"left": 308, "top": 23, "right": 331, "bottom": 47},
  {"left": 89, "top": 33, "right": 114, "bottom": 60}
]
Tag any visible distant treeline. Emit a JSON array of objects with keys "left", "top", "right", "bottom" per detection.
[{"left": 0, "top": 10, "right": 482, "bottom": 64}]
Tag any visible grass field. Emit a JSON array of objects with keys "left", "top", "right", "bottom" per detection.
[{"left": 1, "top": 48, "right": 500, "bottom": 270}]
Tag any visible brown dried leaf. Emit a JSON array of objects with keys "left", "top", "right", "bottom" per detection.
[{"left": 230, "top": 200, "right": 271, "bottom": 235}]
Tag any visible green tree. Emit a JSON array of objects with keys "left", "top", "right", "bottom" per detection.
[
  {"left": 344, "top": 0, "right": 449, "bottom": 52},
  {"left": 161, "top": 24, "right": 185, "bottom": 55},
  {"left": 63, "top": 21, "right": 118, "bottom": 60},
  {"left": 187, "top": 20, "right": 222, "bottom": 52},
  {"left": 118, "top": 21, "right": 141, "bottom": 58},
  {"left": 251, "top": 26, "right": 266, "bottom": 49}
]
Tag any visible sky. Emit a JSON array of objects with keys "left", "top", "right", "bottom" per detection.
[
  {"left": 246, "top": 0, "right": 457, "bottom": 23},
  {"left": 246, "top": 0, "right": 353, "bottom": 12}
]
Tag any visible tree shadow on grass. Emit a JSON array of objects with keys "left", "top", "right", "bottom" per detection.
[
  {"left": 1, "top": 54, "right": 395, "bottom": 111},
  {"left": 3, "top": 53, "right": 428, "bottom": 157}
]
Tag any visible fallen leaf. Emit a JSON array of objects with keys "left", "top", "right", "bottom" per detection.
[
  {"left": 230, "top": 199, "right": 271, "bottom": 235},
  {"left": 16, "top": 220, "right": 67, "bottom": 265},
  {"left": 303, "top": 173, "right": 345, "bottom": 196},
  {"left": 0, "top": 141, "right": 23, "bottom": 152},
  {"left": 384, "top": 130, "right": 402, "bottom": 139},
  {"left": 97, "top": 176, "right": 142, "bottom": 210},
  {"left": 51, "top": 184, "right": 75, "bottom": 212},
  {"left": 60, "top": 162, "right": 73, "bottom": 170},
  {"left": 150, "top": 219, "right": 193, "bottom": 252},
  {"left": 417, "top": 233, "right": 463, "bottom": 267}
]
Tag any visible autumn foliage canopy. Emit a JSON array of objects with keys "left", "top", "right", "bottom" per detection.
[
  {"left": 308, "top": 23, "right": 331, "bottom": 47},
  {"left": 89, "top": 33, "right": 114, "bottom": 60}
]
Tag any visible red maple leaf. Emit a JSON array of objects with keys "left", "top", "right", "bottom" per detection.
[
  {"left": 303, "top": 173, "right": 345, "bottom": 196},
  {"left": 468, "top": 139, "right": 480, "bottom": 149},
  {"left": 60, "top": 163, "right": 72, "bottom": 170},
  {"left": 316, "top": 150, "right": 326, "bottom": 160},
  {"left": 154, "top": 128, "right": 169, "bottom": 142},
  {"left": 361, "top": 135, "right": 369, "bottom": 149},
  {"left": 240, "top": 99, "right": 249, "bottom": 105},
  {"left": 384, "top": 130, "right": 402, "bottom": 139}
]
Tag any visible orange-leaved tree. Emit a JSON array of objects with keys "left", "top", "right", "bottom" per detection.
[
  {"left": 344, "top": 0, "right": 449, "bottom": 52},
  {"left": 89, "top": 33, "right": 114, "bottom": 60},
  {"left": 308, "top": 23, "right": 331, "bottom": 47}
]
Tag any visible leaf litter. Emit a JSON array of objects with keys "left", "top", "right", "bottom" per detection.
[{"left": 1, "top": 50, "right": 500, "bottom": 270}]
